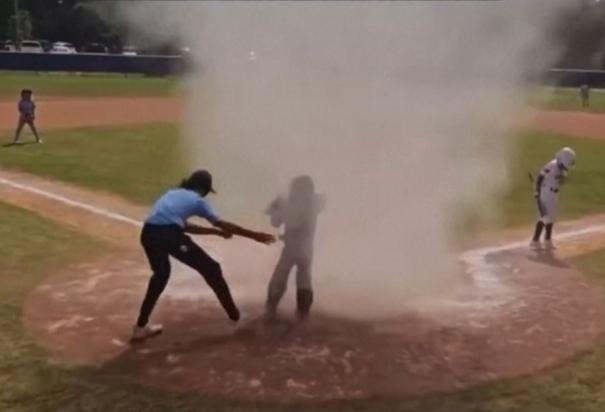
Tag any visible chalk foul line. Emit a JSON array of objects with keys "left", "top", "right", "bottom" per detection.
[{"left": 0, "top": 177, "right": 142, "bottom": 227}]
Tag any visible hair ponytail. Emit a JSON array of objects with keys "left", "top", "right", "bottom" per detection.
[{"left": 178, "top": 170, "right": 215, "bottom": 194}]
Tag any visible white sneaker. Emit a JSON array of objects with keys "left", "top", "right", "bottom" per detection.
[
  {"left": 131, "top": 324, "right": 163, "bottom": 342},
  {"left": 232, "top": 312, "right": 258, "bottom": 334},
  {"left": 529, "top": 241, "right": 542, "bottom": 250},
  {"left": 37, "top": 139, "right": 43, "bottom": 144},
  {"left": 543, "top": 240, "right": 556, "bottom": 250}
]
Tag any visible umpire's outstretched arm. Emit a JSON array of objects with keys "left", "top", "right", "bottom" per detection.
[{"left": 215, "top": 220, "right": 276, "bottom": 244}]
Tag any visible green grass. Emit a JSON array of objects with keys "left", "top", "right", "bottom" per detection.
[
  {"left": 458, "top": 129, "right": 605, "bottom": 235},
  {"left": 6, "top": 123, "right": 605, "bottom": 228},
  {"left": 0, "top": 71, "right": 180, "bottom": 99},
  {"left": 0, "top": 123, "right": 187, "bottom": 204},
  {"left": 530, "top": 86, "right": 605, "bottom": 113},
  {"left": 3, "top": 196, "right": 605, "bottom": 411}
]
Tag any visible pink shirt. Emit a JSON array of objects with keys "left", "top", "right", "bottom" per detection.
[{"left": 18, "top": 100, "right": 36, "bottom": 117}]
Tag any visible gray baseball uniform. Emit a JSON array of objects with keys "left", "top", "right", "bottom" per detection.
[{"left": 266, "top": 188, "right": 325, "bottom": 315}]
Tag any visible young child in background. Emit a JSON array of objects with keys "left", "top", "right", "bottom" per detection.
[
  {"left": 530, "top": 147, "right": 576, "bottom": 251},
  {"left": 580, "top": 84, "right": 590, "bottom": 108},
  {"left": 265, "top": 175, "right": 326, "bottom": 319},
  {"left": 13, "top": 89, "right": 42, "bottom": 144}
]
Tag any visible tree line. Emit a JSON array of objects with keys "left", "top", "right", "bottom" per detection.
[
  {"left": 3, "top": 0, "right": 605, "bottom": 66},
  {"left": 0, "top": 0, "right": 182, "bottom": 54}
]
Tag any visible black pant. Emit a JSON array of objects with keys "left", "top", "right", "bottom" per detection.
[{"left": 136, "top": 224, "right": 240, "bottom": 327}]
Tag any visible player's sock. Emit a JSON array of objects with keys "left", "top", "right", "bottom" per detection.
[
  {"left": 532, "top": 221, "right": 544, "bottom": 242},
  {"left": 265, "top": 299, "right": 278, "bottom": 317},
  {"left": 545, "top": 223, "right": 553, "bottom": 241},
  {"left": 296, "top": 289, "right": 313, "bottom": 319}
]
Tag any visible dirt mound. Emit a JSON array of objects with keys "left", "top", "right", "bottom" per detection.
[{"left": 23, "top": 245, "right": 604, "bottom": 401}]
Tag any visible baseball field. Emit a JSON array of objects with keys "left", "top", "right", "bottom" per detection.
[{"left": 3, "top": 70, "right": 605, "bottom": 412}]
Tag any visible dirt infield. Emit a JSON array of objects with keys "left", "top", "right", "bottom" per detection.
[
  {"left": 0, "top": 97, "right": 182, "bottom": 131},
  {"left": 22, "top": 245, "right": 605, "bottom": 401}
]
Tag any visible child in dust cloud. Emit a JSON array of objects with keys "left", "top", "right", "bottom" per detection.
[{"left": 265, "top": 175, "right": 326, "bottom": 319}]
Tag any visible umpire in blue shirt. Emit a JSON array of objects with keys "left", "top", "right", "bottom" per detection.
[{"left": 132, "top": 169, "right": 275, "bottom": 341}]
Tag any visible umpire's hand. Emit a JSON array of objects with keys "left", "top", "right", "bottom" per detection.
[{"left": 253, "top": 232, "right": 276, "bottom": 245}]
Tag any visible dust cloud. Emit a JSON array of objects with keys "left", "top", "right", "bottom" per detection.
[{"left": 118, "top": 1, "right": 570, "bottom": 319}]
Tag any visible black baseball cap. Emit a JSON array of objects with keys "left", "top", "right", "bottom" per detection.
[{"left": 182, "top": 169, "right": 216, "bottom": 193}]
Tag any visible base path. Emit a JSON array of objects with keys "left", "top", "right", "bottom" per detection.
[
  {"left": 525, "top": 108, "right": 605, "bottom": 140},
  {"left": 0, "top": 93, "right": 602, "bottom": 138},
  {"left": 0, "top": 96, "right": 602, "bottom": 140},
  {"left": 0, "top": 97, "right": 182, "bottom": 131},
  {"left": 0, "top": 168, "right": 602, "bottom": 401}
]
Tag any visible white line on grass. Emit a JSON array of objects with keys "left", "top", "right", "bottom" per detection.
[{"left": 0, "top": 177, "right": 142, "bottom": 227}]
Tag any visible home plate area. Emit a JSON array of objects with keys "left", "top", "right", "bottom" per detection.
[{"left": 22, "top": 242, "right": 604, "bottom": 401}]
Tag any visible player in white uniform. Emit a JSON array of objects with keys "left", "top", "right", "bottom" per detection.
[{"left": 530, "top": 147, "right": 576, "bottom": 250}]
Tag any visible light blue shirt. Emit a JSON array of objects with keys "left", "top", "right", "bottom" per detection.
[{"left": 145, "top": 188, "right": 220, "bottom": 227}]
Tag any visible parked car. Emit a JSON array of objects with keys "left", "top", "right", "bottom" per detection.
[
  {"left": 1, "top": 40, "right": 14, "bottom": 51},
  {"left": 51, "top": 45, "right": 73, "bottom": 54},
  {"left": 52, "top": 42, "right": 77, "bottom": 54},
  {"left": 82, "top": 43, "right": 108, "bottom": 54},
  {"left": 20, "top": 40, "right": 44, "bottom": 53},
  {"left": 121, "top": 45, "right": 138, "bottom": 56}
]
